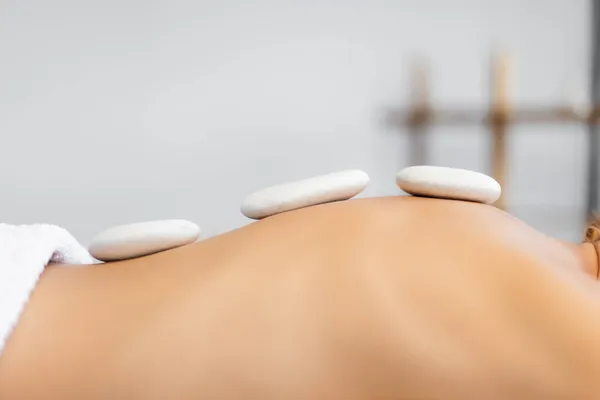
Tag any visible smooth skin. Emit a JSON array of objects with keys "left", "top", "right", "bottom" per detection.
[{"left": 1, "top": 196, "right": 600, "bottom": 399}]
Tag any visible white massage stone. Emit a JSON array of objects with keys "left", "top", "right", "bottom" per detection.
[
  {"left": 241, "top": 169, "right": 370, "bottom": 219},
  {"left": 89, "top": 219, "right": 200, "bottom": 262},
  {"left": 396, "top": 166, "right": 501, "bottom": 204}
]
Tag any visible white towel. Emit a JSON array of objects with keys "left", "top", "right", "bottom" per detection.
[{"left": 0, "top": 224, "right": 94, "bottom": 355}]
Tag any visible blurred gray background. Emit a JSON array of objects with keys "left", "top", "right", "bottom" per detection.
[{"left": 0, "top": 0, "right": 592, "bottom": 244}]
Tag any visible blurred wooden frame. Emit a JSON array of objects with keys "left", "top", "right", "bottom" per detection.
[{"left": 399, "top": 53, "right": 598, "bottom": 211}]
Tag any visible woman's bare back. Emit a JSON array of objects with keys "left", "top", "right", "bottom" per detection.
[{"left": 1, "top": 196, "right": 600, "bottom": 399}]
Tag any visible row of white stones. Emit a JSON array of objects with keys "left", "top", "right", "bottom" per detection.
[{"left": 89, "top": 166, "right": 501, "bottom": 262}]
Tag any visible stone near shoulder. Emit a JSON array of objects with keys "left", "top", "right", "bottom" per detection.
[{"left": 396, "top": 166, "right": 501, "bottom": 205}]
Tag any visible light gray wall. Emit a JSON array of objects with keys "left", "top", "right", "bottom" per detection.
[{"left": 0, "top": 0, "right": 591, "bottom": 243}]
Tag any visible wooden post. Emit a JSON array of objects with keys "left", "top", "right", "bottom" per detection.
[
  {"left": 490, "top": 53, "right": 512, "bottom": 211},
  {"left": 587, "top": 0, "right": 600, "bottom": 219},
  {"left": 408, "top": 59, "right": 431, "bottom": 166}
]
